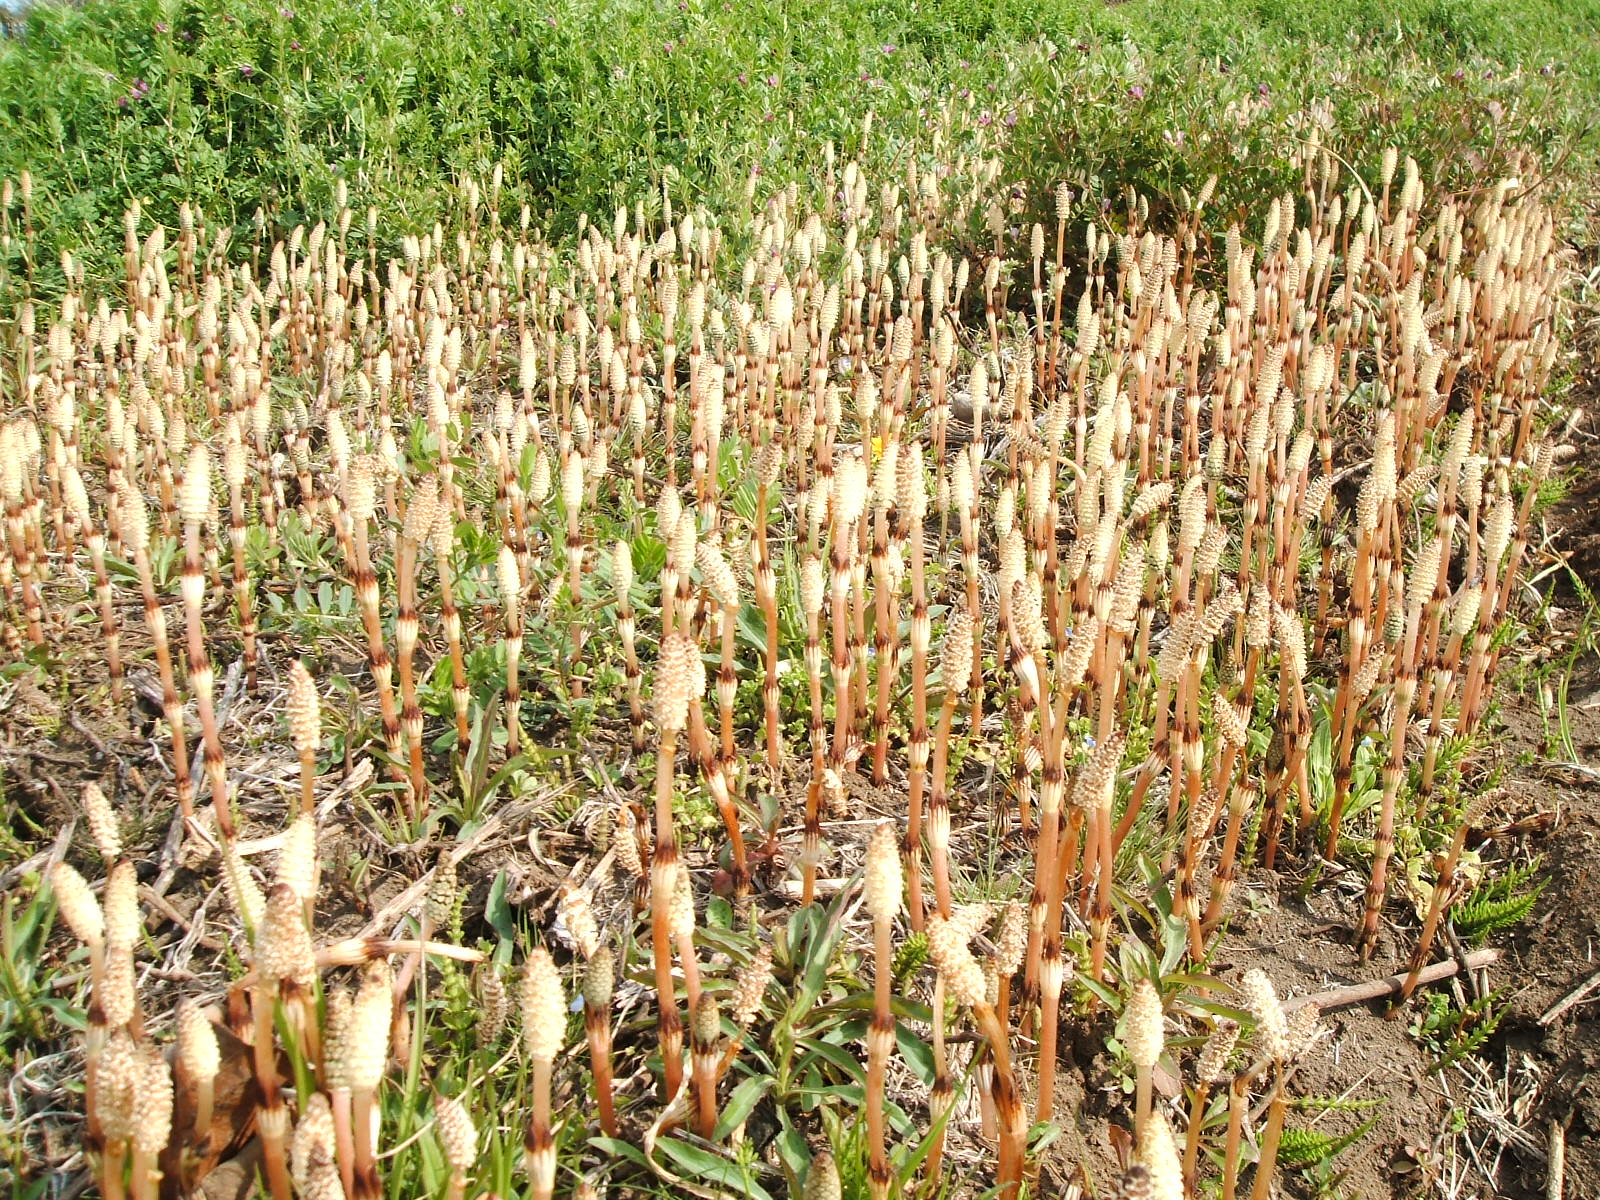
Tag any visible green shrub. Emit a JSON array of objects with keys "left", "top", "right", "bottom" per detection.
[{"left": 0, "top": 0, "right": 1595, "bottom": 297}]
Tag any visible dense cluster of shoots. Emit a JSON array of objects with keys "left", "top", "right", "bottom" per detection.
[
  {"left": 12, "top": 137, "right": 1567, "bottom": 1199},
  {"left": 46, "top": 646, "right": 482, "bottom": 1200}
]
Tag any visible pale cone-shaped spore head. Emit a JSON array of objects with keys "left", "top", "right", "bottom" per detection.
[
  {"left": 427, "top": 855, "right": 458, "bottom": 927},
  {"left": 50, "top": 861, "right": 103, "bottom": 947},
  {"left": 83, "top": 783, "right": 122, "bottom": 861},
  {"left": 561, "top": 449, "right": 586, "bottom": 513},
  {"left": 346, "top": 961, "right": 393, "bottom": 1092},
  {"left": 529, "top": 451, "right": 552, "bottom": 506},
  {"left": 756, "top": 442, "right": 783, "bottom": 489},
  {"left": 800, "top": 555, "right": 825, "bottom": 618},
  {"left": 862, "top": 821, "right": 902, "bottom": 924},
  {"left": 256, "top": 883, "right": 316, "bottom": 991},
  {"left": 322, "top": 985, "right": 355, "bottom": 1092},
  {"left": 223, "top": 844, "right": 266, "bottom": 933},
  {"left": 402, "top": 476, "right": 440, "bottom": 545},
  {"left": 692, "top": 992, "right": 721, "bottom": 1048},
  {"left": 897, "top": 441, "right": 927, "bottom": 523},
  {"left": 1125, "top": 978, "right": 1164, "bottom": 1069},
  {"left": 732, "top": 946, "right": 773, "bottom": 1027},
  {"left": 104, "top": 860, "right": 140, "bottom": 951},
  {"left": 119, "top": 481, "right": 150, "bottom": 555},
  {"left": 177, "top": 997, "right": 220, "bottom": 1085},
  {"left": 344, "top": 456, "right": 379, "bottom": 523},
  {"left": 804, "top": 1150, "right": 842, "bottom": 1200},
  {"left": 939, "top": 610, "right": 975, "bottom": 695},
  {"left": 1134, "top": 1113, "right": 1182, "bottom": 1200},
  {"left": 995, "top": 900, "right": 1026, "bottom": 974},
  {"left": 669, "top": 867, "right": 696, "bottom": 942},
  {"left": 671, "top": 511, "right": 698, "bottom": 580},
  {"left": 1239, "top": 967, "right": 1290, "bottom": 1061},
  {"left": 291, "top": 1092, "right": 338, "bottom": 1190},
  {"left": 1214, "top": 693, "right": 1248, "bottom": 748},
  {"left": 430, "top": 503, "right": 455, "bottom": 560},
  {"left": 657, "top": 486, "right": 682, "bottom": 540},
  {"left": 927, "top": 915, "right": 986, "bottom": 1008},
  {"left": 64, "top": 464, "right": 91, "bottom": 528},
  {"left": 1195, "top": 1020, "right": 1240, "bottom": 1084},
  {"left": 1072, "top": 729, "right": 1126, "bottom": 812},
  {"left": 652, "top": 631, "right": 698, "bottom": 734},
  {"left": 834, "top": 454, "right": 870, "bottom": 529},
  {"left": 97, "top": 1029, "right": 140, "bottom": 1143},
  {"left": 498, "top": 545, "right": 522, "bottom": 619},
  {"left": 223, "top": 426, "right": 247, "bottom": 493},
  {"left": 613, "top": 540, "right": 634, "bottom": 603},
  {"left": 521, "top": 947, "right": 565, "bottom": 1064},
  {"left": 101, "top": 942, "right": 138, "bottom": 1029},
  {"left": 286, "top": 661, "right": 322, "bottom": 755},
  {"left": 582, "top": 946, "right": 615, "bottom": 1011},
  {"left": 1287, "top": 1001, "right": 1322, "bottom": 1061},
  {"left": 478, "top": 967, "right": 509, "bottom": 1044},
  {"left": 179, "top": 442, "right": 211, "bottom": 526},
  {"left": 950, "top": 450, "right": 974, "bottom": 515},
  {"left": 276, "top": 812, "right": 318, "bottom": 902},
  {"left": 434, "top": 1092, "right": 478, "bottom": 1173},
  {"left": 131, "top": 1042, "right": 175, "bottom": 1156},
  {"left": 696, "top": 542, "right": 739, "bottom": 610}
]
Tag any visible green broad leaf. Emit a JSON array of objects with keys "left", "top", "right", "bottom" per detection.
[
  {"left": 475, "top": 754, "right": 528, "bottom": 811},
  {"left": 587, "top": 1137, "right": 649, "bottom": 1170},
  {"left": 735, "top": 598, "right": 769, "bottom": 655},
  {"left": 799, "top": 1082, "right": 866, "bottom": 1106},
  {"left": 1027, "top": 1119, "right": 1064, "bottom": 1153},
  {"left": 705, "top": 895, "right": 735, "bottom": 931},
  {"left": 1158, "top": 915, "right": 1191, "bottom": 975},
  {"left": 795, "top": 894, "right": 852, "bottom": 1007},
  {"left": 794, "top": 1039, "right": 866, "bottom": 1083},
  {"left": 822, "top": 1015, "right": 870, "bottom": 1041},
  {"left": 652, "top": 1137, "right": 776, "bottom": 1200},
  {"left": 1078, "top": 972, "right": 1121, "bottom": 1010},
  {"left": 884, "top": 1096, "right": 918, "bottom": 1140},
  {"left": 712, "top": 1075, "right": 772, "bottom": 1140},
  {"left": 103, "top": 554, "right": 139, "bottom": 582},
  {"left": 1164, "top": 971, "right": 1225, "bottom": 992},
  {"left": 782, "top": 904, "right": 818, "bottom": 970},
  {"left": 485, "top": 869, "right": 517, "bottom": 946},
  {"left": 894, "top": 1021, "right": 936, "bottom": 1084},
  {"left": 772, "top": 1112, "right": 811, "bottom": 1188}
]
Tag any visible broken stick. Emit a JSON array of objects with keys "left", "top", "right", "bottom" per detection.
[{"left": 1280, "top": 948, "right": 1501, "bottom": 1013}]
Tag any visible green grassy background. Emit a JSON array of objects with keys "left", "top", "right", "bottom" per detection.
[{"left": 2, "top": 0, "right": 1598, "bottom": 289}]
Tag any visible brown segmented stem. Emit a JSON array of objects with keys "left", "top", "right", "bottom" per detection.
[
  {"left": 83, "top": 529, "right": 126, "bottom": 709},
  {"left": 650, "top": 731, "right": 684, "bottom": 1100},
  {"left": 130, "top": 535, "right": 197, "bottom": 831},
  {"left": 347, "top": 503, "right": 406, "bottom": 776},
  {"left": 1220, "top": 1072, "right": 1249, "bottom": 1200},
  {"left": 1248, "top": 1062, "right": 1289, "bottom": 1200},
  {"left": 754, "top": 475, "right": 783, "bottom": 774},
  {"left": 181, "top": 517, "right": 236, "bottom": 844}
]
